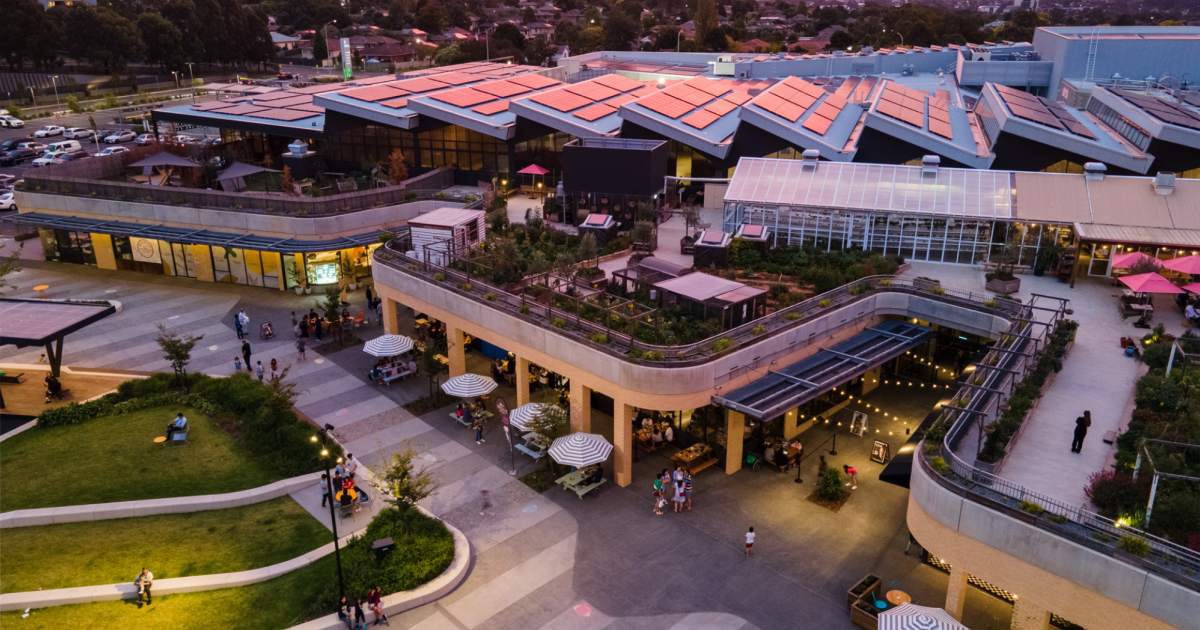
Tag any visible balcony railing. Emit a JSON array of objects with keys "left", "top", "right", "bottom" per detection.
[
  {"left": 376, "top": 232, "right": 1021, "bottom": 367},
  {"left": 20, "top": 154, "right": 458, "bottom": 218}
]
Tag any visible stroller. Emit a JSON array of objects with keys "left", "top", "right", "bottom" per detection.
[{"left": 259, "top": 321, "right": 275, "bottom": 340}]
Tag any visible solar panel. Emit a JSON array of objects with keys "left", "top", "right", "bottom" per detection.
[
  {"left": 192, "top": 101, "right": 236, "bottom": 111},
  {"left": 755, "top": 93, "right": 803, "bottom": 122},
  {"left": 290, "top": 103, "right": 325, "bottom": 113},
  {"left": 475, "top": 81, "right": 531, "bottom": 98},
  {"left": 252, "top": 91, "right": 304, "bottom": 102},
  {"left": 637, "top": 93, "right": 692, "bottom": 119},
  {"left": 633, "top": 85, "right": 661, "bottom": 97},
  {"left": 212, "top": 104, "right": 267, "bottom": 115},
  {"left": 530, "top": 90, "right": 591, "bottom": 112},
  {"left": 928, "top": 106, "right": 950, "bottom": 123},
  {"left": 248, "top": 108, "right": 318, "bottom": 121},
  {"left": 510, "top": 74, "right": 559, "bottom": 89},
  {"left": 573, "top": 103, "right": 616, "bottom": 121},
  {"left": 604, "top": 93, "right": 638, "bottom": 108},
  {"left": 342, "top": 85, "right": 408, "bottom": 102},
  {"left": 833, "top": 77, "right": 860, "bottom": 101},
  {"left": 825, "top": 93, "right": 848, "bottom": 109},
  {"left": 724, "top": 91, "right": 751, "bottom": 106},
  {"left": 1007, "top": 102, "right": 1063, "bottom": 129},
  {"left": 705, "top": 99, "right": 736, "bottom": 116},
  {"left": 565, "top": 82, "right": 620, "bottom": 101},
  {"left": 665, "top": 84, "right": 713, "bottom": 107},
  {"left": 472, "top": 101, "right": 509, "bottom": 115},
  {"left": 431, "top": 72, "right": 481, "bottom": 86},
  {"left": 929, "top": 118, "right": 953, "bottom": 139},
  {"left": 688, "top": 77, "right": 730, "bottom": 97},
  {"left": 431, "top": 88, "right": 494, "bottom": 108},
  {"left": 390, "top": 77, "right": 448, "bottom": 93},
  {"left": 814, "top": 101, "right": 843, "bottom": 121},
  {"left": 380, "top": 97, "right": 409, "bottom": 109},
  {"left": 899, "top": 107, "right": 924, "bottom": 127},
  {"left": 802, "top": 113, "right": 832, "bottom": 135},
  {"left": 257, "top": 95, "right": 312, "bottom": 108},
  {"left": 592, "top": 74, "right": 643, "bottom": 92}
]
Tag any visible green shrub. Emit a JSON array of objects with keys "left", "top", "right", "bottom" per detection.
[
  {"left": 752, "top": 324, "right": 767, "bottom": 336},
  {"left": 519, "top": 303, "right": 530, "bottom": 314},
  {"left": 929, "top": 455, "right": 950, "bottom": 474},
  {"left": 983, "top": 298, "right": 998, "bottom": 308},
  {"left": 1116, "top": 535, "right": 1150, "bottom": 557},
  {"left": 485, "top": 291, "right": 496, "bottom": 301},
  {"left": 459, "top": 282, "right": 472, "bottom": 291},
  {"left": 552, "top": 317, "right": 566, "bottom": 328},
  {"left": 816, "top": 468, "right": 845, "bottom": 501},
  {"left": 642, "top": 350, "right": 663, "bottom": 361},
  {"left": 712, "top": 338, "right": 733, "bottom": 353},
  {"left": 818, "top": 298, "right": 832, "bottom": 308},
  {"left": 1019, "top": 500, "right": 1044, "bottom": 515},
  {"left": 433, "top": 272, "right": 445, "bottom": 281},
  {"left": 590, "top": 332, "right": 609, "bottom": 344},
  {"left": 1049, "top": 514, "right": 1069, "bottom": 524},
  {"left": 784, "top": 311, "right": 801, "bottom": 321}
]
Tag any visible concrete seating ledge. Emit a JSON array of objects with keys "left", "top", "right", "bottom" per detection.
[
  {"left": 0, "top": 506, "right": 472, "bottom": 618},
  {"left": 0, "top": 473, "right": 322, "bottom": 529}
]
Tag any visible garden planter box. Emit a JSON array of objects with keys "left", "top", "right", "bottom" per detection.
[{"left": 985, "top": 275, "right": 1021, "bottom": 295}]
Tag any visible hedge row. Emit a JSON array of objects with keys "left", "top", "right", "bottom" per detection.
[{"left": 37, "top": 373, "right": 340, "bottom": 477}]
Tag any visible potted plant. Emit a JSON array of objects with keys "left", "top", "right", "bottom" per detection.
[{"left": 986, "top": 247, "right": 1021, "bottom": 295}]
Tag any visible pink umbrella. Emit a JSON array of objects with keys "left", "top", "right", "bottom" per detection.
[
  {"left": 517, "top": 164, "right": 550, "bottom": 176},
  {"left": 1118, "top": 272, "right": 1183, "bottom": 294},
  {"left": 1111, "top": 251, "right": 1161, "bottom": 270},
  {"left": 1163, "top": 255, "right": 1200, "bottom": 275}
]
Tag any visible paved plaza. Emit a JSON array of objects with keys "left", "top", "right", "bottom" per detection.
[{"left": 1, "top": 262, "right": 1019, "bottom": 630}]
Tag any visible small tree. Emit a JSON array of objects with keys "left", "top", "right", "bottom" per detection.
[
  {"left": 381, "top": 449, "right": 436, "bottom": 514},
  {"left": 816, "top": 467, "right": 846, "bottom": 502},
  {"left": 578, "top": 232, "right": 599, "bottom": 265},
  {"left": 280, "top": 164, "right": 295, "bottom": 195},
  {"left": 320, "top": 286, "right": 344, "bottom": 345},
  {"left": 266, "top": 365, "right": 297, "bottom": 404},
  {"left": 387, "top": 148, "right": 408, "bottom": 184},
  {"left": 0, "top": 252, "right": 22, "bottom": 288},
  {"left": 526, "top": 404, "right": 570, "bottom": 474},
  {"left": 155, "top": 323, "right": 202, "bottom": 389}
]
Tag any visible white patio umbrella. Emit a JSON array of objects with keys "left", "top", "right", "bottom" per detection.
[
  {"left": 363, "top": 334, "right": 414, "bottom": 357},
  {"left": 548, "top": 432, "right": 613, "bottom": 468},
  {"left": 508, "top": 403, "right": 546, "bottom": 432},
  {"left": 878, "top": 604, "right": 967, "bottom": 630},
  {"left": 441, "top": 373, "right": 498, "bottom": 398}
]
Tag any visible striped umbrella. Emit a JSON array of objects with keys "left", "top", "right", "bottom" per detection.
[
  {"left": 878, "top": 604, "right": 966, "bottom": 630},
  {"left": 441, "top": 373, "right": 498, "bottom": 398},
  {"left": 548, "top": 432, "right": 613, "bottom": 468},
  {"left": 363, "top": 334, "right": 414, "bottom": 357},
  {"left": 509, "top": 403, "right": 546, "bottom": 432}
]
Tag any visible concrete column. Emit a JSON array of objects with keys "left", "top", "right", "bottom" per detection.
[
  {"left": 782, "top": 408, "right": 801, "bottom": 440},
  {"left": 515, "top": 356, "right": 531, "bottom": 407},
  {"left": 447, "top": 326, "right": 466, "bottom": 377},
  {"left": 382, "top": 297, "right": 399, "bottom": 334},
  {"left": 725, "top": 409, "right": 745, "bottom": 475},
  {"left": 569, "top": 379, "right": 591, "bottom": 432},
  {"left": 612, "top": 398, "right": 633, "bottom": 487},
  {"left": 1010, "top": 598, "right": 1051, "bottom": 630},
  {"left": 944, "top": 565, "right": 969, "bottom": 621}
]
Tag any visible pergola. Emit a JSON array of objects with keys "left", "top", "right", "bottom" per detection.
[{"left": 0, "top": 298, "right": 117, "bottom": 378}]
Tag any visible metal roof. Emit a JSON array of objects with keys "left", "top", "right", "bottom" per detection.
[
  {"left": 714, "top": 320, "right": 930, "bottom": 419},
  {"left": 13, "top": 213, "right": 395, "bottom": 253},
  {"left": 1074, "top": 223, "right": 1200, "bottom": 249},
  {"left": 724, "top": 157, "right": 1016, "bottom": 219},
  {"left": 0, "top": 298, "right": 116, "bottom": 347},
  {"left": 654, "top": 271, "right": 746, "bottom": 302}
]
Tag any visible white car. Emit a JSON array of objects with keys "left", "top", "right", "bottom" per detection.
[
  {"left": 0, "top": 116, "right": 24, "bottom": 128},
  {"left": 0, "top": 191, "right": 15, "bottom": 211},
  {"left": 94, "top": 145, "right": 130, "bottom": 157},
  {"left": 103, "top": 130, "right": 136, "bottom": 143},
  {"left": 175, "top": 134, "right": 198, "bottom": 144},
  {"left": 64, "top": 128, "right": 94, "bottom": 139},
  {"left": 134, "top": 133, "right": 158, "bottom": 146},
  {"left": 34, "top": 125, "right": 65, "bottom": 138},
  {"left": 31, "top": 150, "right": 67, "bottom": 167}
]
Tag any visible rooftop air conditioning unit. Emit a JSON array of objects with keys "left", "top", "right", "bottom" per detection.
[
  {"left": 1154, "top": 172, "right": 1176, "bottom": 196},
  {"left": 921, "top": 155, "right": 940, "bottom": 176},
  {"left": 1083, "top": 162, "right": 1107, "bottom": 181},
  {"left": 800, "top": 149, "right": 820, "bottom": 169}
]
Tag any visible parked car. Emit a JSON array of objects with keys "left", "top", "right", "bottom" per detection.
[
  {"left": 64, "top": 128, "right": 95, "bottom": 139},
  {"left": 31, "top": 150, "right": 68, "bottom": 167},
  {"left": 0, "top": 148, "right": 37, "bottom": 165},
  {"left": 0, "top": 191, "right": 16, "bottom": 211},
  {"left": 33, "top": 125, "right": 64, "bottom": 138},
  {"left": 103, "top": 130, "right": 136, "bottom": 143},
  {"left": 0, "top": 138, "right": 29, "bottom": 152},
  {"left": 45, "top": 140, "right": 83, "bottom": 154},
  {"left": 50, "top": 151, "right": 88, "bottom": 165},
  {"left": 175, "top": 134, "right": 198, "bottom": 144},
  {"left": 94, "top": 145, "right": 130, "bottom": 157},
  {"left": 0, "top": 116, "right": 24, "bottom": 128},
  {"left": 134, "top": 133, "right": 158, "bottom": 146},
  {"left": 0, "top": 173, "right": 16, "bottom": 187},
  {"left": 15, "top": 142, "right": 45, "bottom": 152}
]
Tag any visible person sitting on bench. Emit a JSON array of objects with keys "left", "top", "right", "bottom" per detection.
[
  {"left": 582, "top": 464, "right": 604, "bottom": 485},
  {"left": 165, "top": 412, "right": 188, "bottom": 440},
  {"left": 44, "top": 375, "right": 63, "bottom": 402}
]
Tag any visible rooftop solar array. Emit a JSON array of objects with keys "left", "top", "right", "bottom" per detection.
[
  {"left": 875, "top": 82, "right": 928, "bottom": 131},
  {"left": 521, "top": 74, "right": 653, "bottom": 122},
  {"left": 992, "top": 84, "right": 1097, "bottom": 139},
  {"left": 321, "top": 62, "right": 546, "bottom": 116},
  {"left": 1113, "top": 89, "right": 1200, "bottom": 131},
  {"left": 724, "top": 157, "right": 1015, "bottom": 219},
  {"left": 181, "top": 87, "right": 326, "bottom": 124}
]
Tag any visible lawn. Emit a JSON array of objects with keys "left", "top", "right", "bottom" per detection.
[
  {"left": 0, "top": 405, "right": 280, "bottom": 511},
  {"left": 0, "top": 496, "right": 329, "bottom": 593}
]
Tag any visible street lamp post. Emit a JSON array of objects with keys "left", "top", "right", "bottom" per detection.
[
  {"left": 51, "top": 75, "right": 61, "bottom": 109},
  {"left": 186, "top": 62, "right": 195, "bottom": 103},
  {"left": 172, "top": 71, "right": 180, "bottom": 90},
  {"left": 28, "top": 87, "right": 36, "bottom": 106},
  {"left": 310, "top": 433, "right": 347, "bottom": 604}
]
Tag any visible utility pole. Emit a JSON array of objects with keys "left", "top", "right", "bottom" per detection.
[{"left": 186, "top": 62, "right": 195, "bottom": 103}]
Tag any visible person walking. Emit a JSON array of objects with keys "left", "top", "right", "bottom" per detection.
[
  {"left": 234, "top": 309, "right": 245, "bottom": 340},
  {"left": 236, "top": 309, "right": 250, "bottom": 340},
  {"left": 471, "top": 412, "right": 485, "bottom": 445},
  {"left": 651, "top": 473, "right": 664, "bottom": 515},
  {"left": 296, "top": 336, "right": 307, "bottom": 361},
  {"left": 365, "top": 286, "right": 374, "bottom": 312},
  {"left": 744, "top": 527, "right": 756, "bottom": 557},
  {"left": 672, "top": 479, "right": 685, "bottom": 513},
  {"left": 233, "top": 355, "right": 242, "bottom": 372},
  {"left": 241, "top": 340, "right": 252, "bottom": 372},
  {"left": 135, "top": 567, "right": 153, "bottom": 607},
  {"left": 255, "top": 360, "right": 265, "bottom": 381},
  {"left": 367, "top": 585, "right": 389, "bottom": 625},
  {"left": 683, "top": 471, "right": 694, "bottom": 511},
  {"left": 320, "top": 473, "right": 332, "bottom": 508},
  {"left": 1072, "top": 410, "right": 1092, "bottom": 453}
]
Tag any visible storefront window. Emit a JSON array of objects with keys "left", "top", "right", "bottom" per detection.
[
  {"left": 40, "top": 229, "right": 97, "bottom": 265},
  {"left": 305, "top": 251, "right": 341, "bottom": 286}
]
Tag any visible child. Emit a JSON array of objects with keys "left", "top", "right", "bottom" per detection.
[
  {"left": 843, "top": 464, "right": 859, "bottom": 490},
  {"left": 233, "top": 356, "right": 242, "bottom": 371},
  {"left": 745, "top": 526, "right": 756, "bottom": 557},
  {"left": 255, "top": 360, "right": 265, "bottom": 381},
  {"left": 654, "top": 494, "right": 666, "bottom": 516}
]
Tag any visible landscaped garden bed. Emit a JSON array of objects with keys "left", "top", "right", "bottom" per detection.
[{"left": 0, "top": 496, "right": 328, "bottom": 593}]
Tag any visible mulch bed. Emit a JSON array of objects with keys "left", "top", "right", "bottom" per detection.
[{"left": 806, "top": 488, "right": 852, "bottom": 512}]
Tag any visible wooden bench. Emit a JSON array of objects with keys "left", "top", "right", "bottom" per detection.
[
  {"left": 0, "top": 372, "right": 24, "bottom": 384},
  {"left": 378, "top": 367, "right": 415, "bottom": 385},
  {"left": 514, "top": 442, "right": 546, "bottom": 460},
  {"left": 688, "top": 457, "right": 718, "bottom": 474},
  {"left": 567, "top": 478, "right": 606, "bottom": 499}
]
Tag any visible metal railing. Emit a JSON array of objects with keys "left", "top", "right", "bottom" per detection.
[
  {"left": 377, "top": 233, "right": 1019, "bottom": 367},
  {"left": 925, "top": 299, "right": 1200, "bottom": 589},
  {"left": 21, "top": 158, "right": 458, "bottom": 218}
]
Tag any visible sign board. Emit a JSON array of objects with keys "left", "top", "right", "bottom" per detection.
[
  {"left": 849, "top": 411, "right": 869, "bottom": 437},
  {"left": 131, "top": 237, "right": 162, "bottom": 264},
  {"left": 870, "top": 440, "right": 891, "bottom": 464},
  {"left": 340, "top": 38, "right": 353, "bottom": 80}
]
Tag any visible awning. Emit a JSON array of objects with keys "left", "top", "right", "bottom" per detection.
[
  {"left": 129, "top": 152, "right": 201, "bottom": 168},
  {"left": 11, "top": 212, "right": 394, "bottom": 254},
  {"left": 878, "top": 411, "right": 940, "bottom": 488},
  {"left": 1076, "top": 222, "right": 1200, "bottom": 249},
  {"left": 217, "top": 161, "right": 279, "bottom": 181}
]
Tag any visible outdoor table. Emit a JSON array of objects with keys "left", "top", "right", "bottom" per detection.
[
  {"left": 885, "top": 590, "right": 911, "bottom": 606},
  {"left": 555, "top": 469, "right": 587, "bottom": 489},
  {"left": 434, "top": 354, "right": 449, "bottom": 365}
]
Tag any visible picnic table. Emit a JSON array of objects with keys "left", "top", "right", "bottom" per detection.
[
  {"left": 672, "top": 443, "right": 717, "bottom": 474},
  {"left": 554, "top": 468, "right": 606, "bottom": 499},
  {"left": 515, "top": 432, "right": 548, "bottom": 460}
]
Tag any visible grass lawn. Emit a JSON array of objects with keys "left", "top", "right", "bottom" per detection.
[
  {"left": 0, "top": 405, "right": 280, "bottom": 511},
  {"left": 0, "top": 496, "right": 329, "bottom": 593},
  {"left": 0, "top": 555, "right": 337, "bottom": 630}
]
